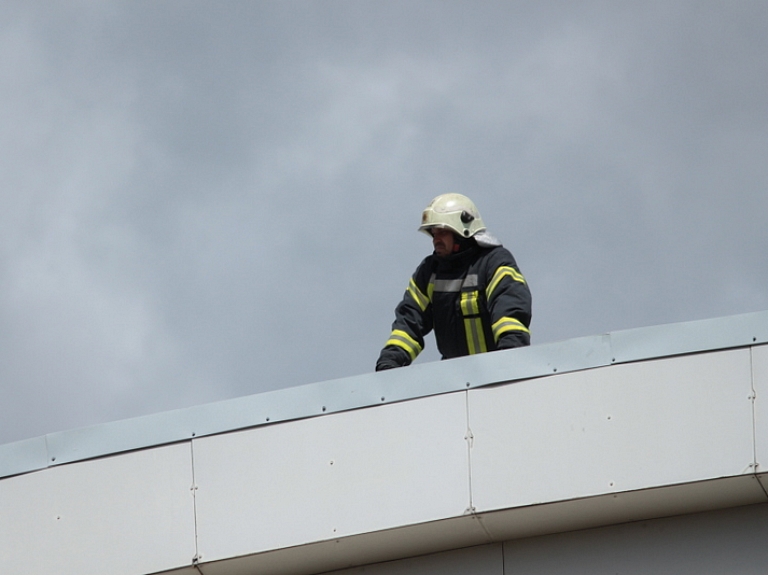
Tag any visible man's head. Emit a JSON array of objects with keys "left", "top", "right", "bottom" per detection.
[
  {"left": 429, "top": 226, "right": 456, "bottom": 257},
  {"left": 419, "top": 194, "right": 487, "bottom": 257}
]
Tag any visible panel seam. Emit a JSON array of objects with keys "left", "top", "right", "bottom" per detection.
[
  {"left": 751, "top": 347, "right": 758, "bottom": 471},
  {"left": 190, "top": 440, "right": 204, "bottom": 573},
  {"left": 750, "top": 348, "right": 767, "bottom": 499},
  {"left": 464, "top": 390, "right": 494, "bottom": 542},
  {"left": 464, "top": 389, "right": 475, "bottom": 514}
]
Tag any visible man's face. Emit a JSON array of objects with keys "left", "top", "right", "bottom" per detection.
[{"left": 431, "top": 227, "right": 455, "bottom": 257}]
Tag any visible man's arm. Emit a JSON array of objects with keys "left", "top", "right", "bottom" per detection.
[
  {"left": 484, "top": 248, "right": 532, "bottom": 349},
  {"left": 376, "top": 263, "right": 434, "bottom": 370}
]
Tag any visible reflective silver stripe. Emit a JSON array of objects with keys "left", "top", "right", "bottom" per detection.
[
  {"left": 432, "top": 278, "right": 464, "bottom": 292},
  {"left": 431, "top": 275, "right": 479, "bottom": 292},
  {"left": 464, "top": 317, "right": 487, "bottom": 354},
  {"left": 462, "top": 274, "right": 478, "bottom": 288}
]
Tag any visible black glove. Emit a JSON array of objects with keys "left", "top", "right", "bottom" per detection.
[
  {"left": 496, "top": 330, "right": 530, "bottom": 350},
  {"left": 375, "top": 359, "right": 401, "bottom": 372}
]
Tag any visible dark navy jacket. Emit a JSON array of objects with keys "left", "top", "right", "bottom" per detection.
[{"left": 377, "top": 244, "right": 532, "bottom": 369}]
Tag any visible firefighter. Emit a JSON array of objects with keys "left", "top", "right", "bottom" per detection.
[{"left": 376, "top": 193, "right": 532, "bottom": 371}]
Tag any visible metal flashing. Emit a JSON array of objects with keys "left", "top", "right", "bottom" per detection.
[
  {"left": 609, "top": 310, "right": 768, "bottom": 365},
  {"left": 0, "top": 436, "right": 48, "bottom": 479},
  {"left": 1, "top": 310, "right": 767, "bottom": 479}
]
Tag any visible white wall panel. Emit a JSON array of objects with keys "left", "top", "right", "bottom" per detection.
[
  {"left": 0, "top": 444, "right": 196, "bottom": 575},
  {"left": 192, "top": 392, "right": 470, "bottom": 564},
  {"left": 469, "top": 350, "right": 755, "bottom": 513}
]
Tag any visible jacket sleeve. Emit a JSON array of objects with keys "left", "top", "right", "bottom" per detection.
[
  {"left": 484, "top": 248, "right": 532, "bottom": 349},
  {"left": 376, "top": 259, "right": 434, "bottom": 370}
]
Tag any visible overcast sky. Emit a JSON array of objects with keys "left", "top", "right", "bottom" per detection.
[{"left": 1, "top": 1, "right": 766, "bottom": 445}]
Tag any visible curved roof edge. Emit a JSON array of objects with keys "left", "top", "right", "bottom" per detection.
[
  {"left": 185, "top": 475, "right": 768, "bottom": 575},
  {"left": 2, "top": 310, "right": 767, "bottom": 479}
]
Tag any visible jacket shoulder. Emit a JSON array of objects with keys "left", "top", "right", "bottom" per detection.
[{"left": 477, "top": 245, "right": 518, "bottom": 269}]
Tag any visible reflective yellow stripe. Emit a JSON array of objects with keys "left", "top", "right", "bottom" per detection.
[
  {"left": 460, "top": 291, "right": 480, "bottom": 315},
  {"left": 407, "top": 278, "right": 430, "bottom": 312},
  {"left": 463, "top": 318, "right": 487, "bottom": 354},
  {"left": 491, "top": 316, "right": 530, "bottom": 341},
  {"left": 486, "top": 266, "right": 527, "bottom": 300},
  {"left": 460, "top": 291, "right": 486, "bottom": 354},
  {"left": 385, "top": 329, "right": 422, "bottom": 361}
]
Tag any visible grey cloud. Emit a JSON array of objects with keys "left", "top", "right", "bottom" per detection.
[{"left": 1, "top": 1, "right": 766, "bottom": 444}]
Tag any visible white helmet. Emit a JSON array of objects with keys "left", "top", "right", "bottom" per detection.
[{"left": 418, "top": 193, "right": 486, "bottom": 238}]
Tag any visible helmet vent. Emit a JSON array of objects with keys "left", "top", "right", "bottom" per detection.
[{"left": 460, "top": 211, "right": 474, "bottom": 224}]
